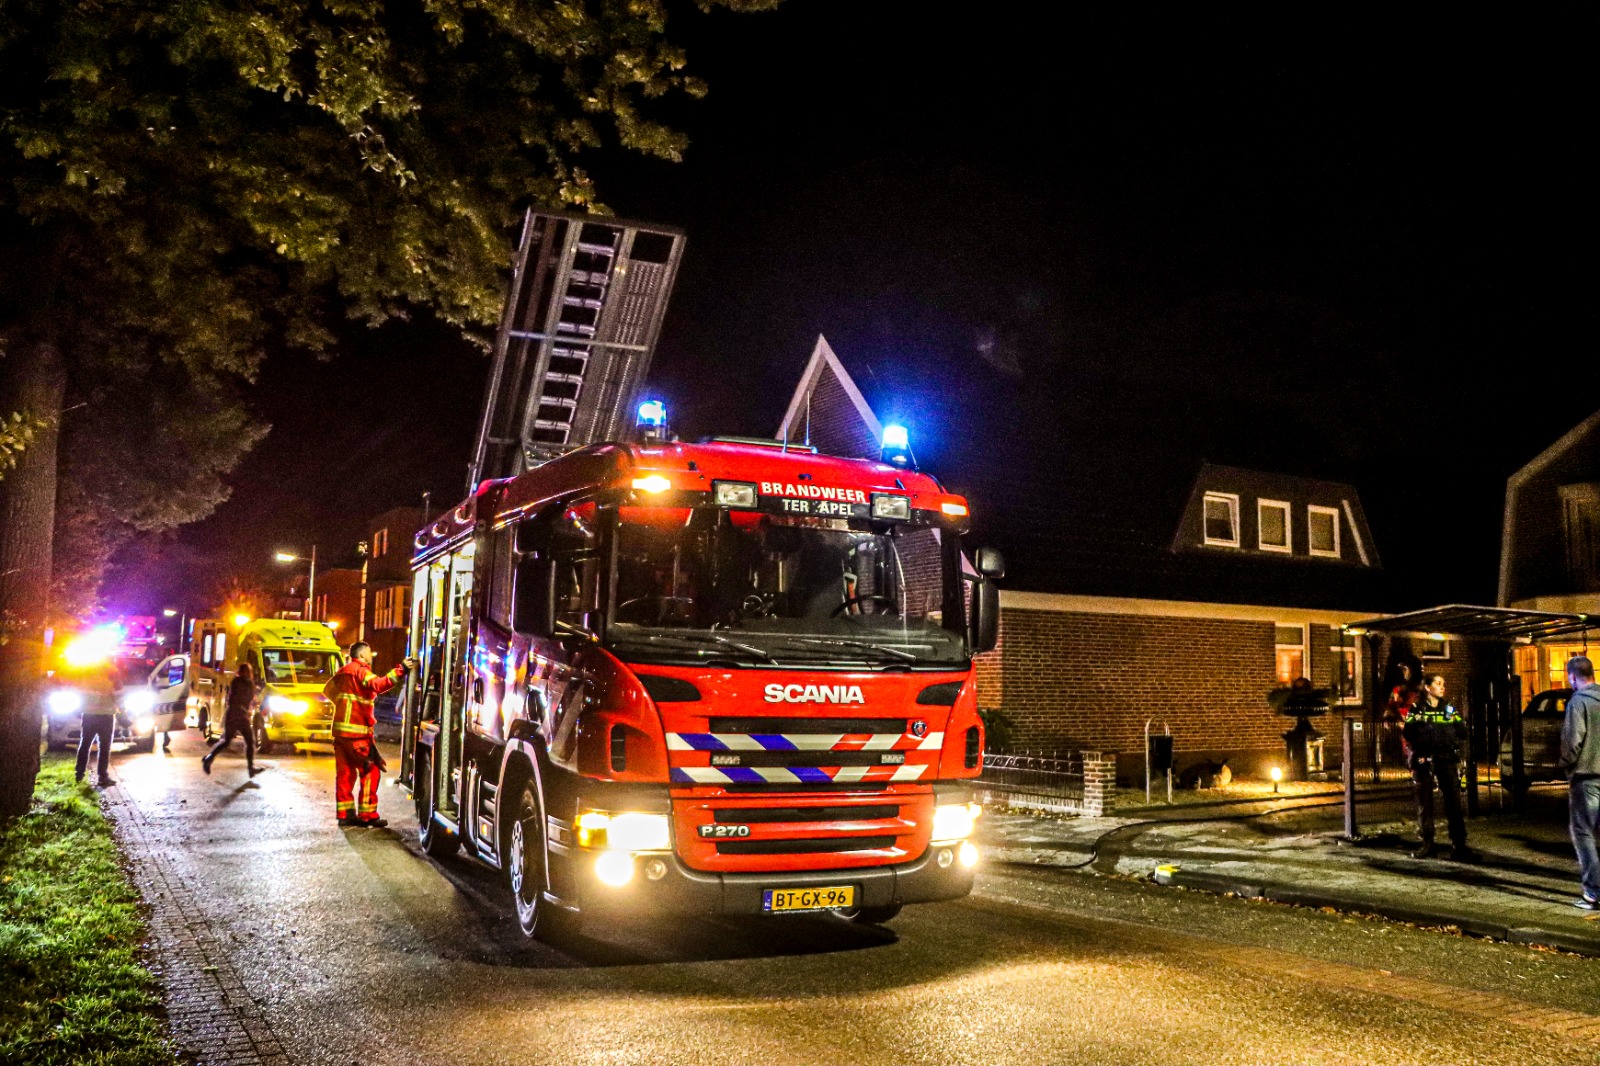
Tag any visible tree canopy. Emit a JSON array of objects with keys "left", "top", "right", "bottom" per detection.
[{"left": 0, "top": 0, "right": 779, "bottom": 815}]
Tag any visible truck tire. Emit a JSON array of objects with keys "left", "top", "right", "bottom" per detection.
[
  {"left": 843, "top": 903, "right": 903, "bottom": 925},
  {"left": 133, "top": 735, "right": 156, "bottom": 754},
  {"left": 508, "top": 782, "right": 575, "bottom": 941},
  {"left": 415, "top": 753, "right": 460, "bottom": 858}
]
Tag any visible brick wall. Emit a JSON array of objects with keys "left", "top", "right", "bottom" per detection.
[
  {"left": 800, "top": 364, "right": 880, "bottom": 459},
  {"left": 992, "top": 606, "right": 1284, "bottom": 777}
]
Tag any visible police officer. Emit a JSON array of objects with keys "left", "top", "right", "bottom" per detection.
[
  {"left": 74, "top": 662, "right": 118, "bottom": 787},
  {"left": 1403, "top": 672, "right": 1471, "bottom": 860}
]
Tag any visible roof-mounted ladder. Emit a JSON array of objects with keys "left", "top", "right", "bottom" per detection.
[{"left": 467, "top": 210, "right": 686, "bottom": 491}]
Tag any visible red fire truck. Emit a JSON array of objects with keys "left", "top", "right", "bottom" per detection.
[{"left": 400, "top": 423, "right": 1003, "bottom": 937}]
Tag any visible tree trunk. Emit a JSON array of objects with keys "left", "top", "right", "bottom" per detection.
[{"left": 0, "top": 336, "right": 65, "bottom": 818}]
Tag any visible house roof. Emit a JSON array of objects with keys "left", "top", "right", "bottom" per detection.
[{"left": 777, "top": 339, "right": 1404, "bottom": 613}]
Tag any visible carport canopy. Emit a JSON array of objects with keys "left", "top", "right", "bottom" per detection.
[{"left": 1343, "top": 603, "right": 1593, "bottom": 641}]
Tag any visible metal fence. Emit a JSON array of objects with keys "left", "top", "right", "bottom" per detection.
[{"left": 977, "top": 751, "right": 1086, "bottom": 808}]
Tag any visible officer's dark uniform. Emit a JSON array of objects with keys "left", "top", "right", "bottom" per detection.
[
  {"left": 73, "top": 665, "right": 118, "bottom": 786},
  {"left": 1403, "top": 695, "right": 1469, "bottom": 858}
]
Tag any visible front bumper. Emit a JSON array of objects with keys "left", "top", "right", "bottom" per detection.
[
  {"left": 563, "top": 839, "right": 977, "bottom": 917},
  {"left": 264, "top": 721, "right": 334, "bottom": 744}
]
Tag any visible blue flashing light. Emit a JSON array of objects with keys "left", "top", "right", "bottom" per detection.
[
  {"left": 636, "top": 400, "right": 667, "bottom": 428},
  {"left": 882, "top": 424, "right": 909, "bottom": 450}
]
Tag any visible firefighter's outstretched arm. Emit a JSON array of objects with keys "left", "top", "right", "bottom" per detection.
[{"left": 365, "top": 657, "right": 414, "bottom": 698}]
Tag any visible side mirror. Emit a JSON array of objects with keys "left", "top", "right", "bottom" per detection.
[
  {"left": 512, "top": 556, "right": 555, "bottom": 637},
  {"left": 969, "top": 577, "right": 1000, "bottom": 654},
  {"left": 975, "top": 546, "right": 1006, "bottom": 579}
]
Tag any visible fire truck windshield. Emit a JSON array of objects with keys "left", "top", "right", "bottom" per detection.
[{"left": 608, "top": 511, "right": 968, "bottom": 667}]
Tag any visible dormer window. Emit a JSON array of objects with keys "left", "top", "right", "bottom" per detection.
[
  {"left": 1258, "top": 499, "right": 1291, "bottom": 552},
  {"left": 1308, "top": 505, "right": 1341, "bottom": 558},
  {"left": 1202, "top": 492, "right": 1240, "bottom": 547}
]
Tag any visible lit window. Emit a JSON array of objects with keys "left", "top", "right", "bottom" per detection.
[
  {"left": 373, "top": 529, "right": 388, "bottom": 558},
  {"left": 1274, "top": 624, "right": 1306, "bottom": 685},
  {"left": 1330, "top": 634, "right": 1362, "bottom": 704},
  {"left": 1308, "top": 506, "right": 1341, "bottom": 557},
  {"left": 1203, "top": 492, "right": 1241, "bottom": 547},
  {"left": 1419, "top": 636, "right": 1451, "bottom": 661},
  {"left": 1258, "top": 499, "right": 1291, "bottom": 552}
]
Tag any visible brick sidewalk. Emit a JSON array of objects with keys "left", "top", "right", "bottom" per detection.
[{"left": 107, "top": 787, "right": 292, "bottom": 1066}]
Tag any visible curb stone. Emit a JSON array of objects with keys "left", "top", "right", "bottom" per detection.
[{"left": 1163, "top": 868, "right": 1591, "bottom": 954}]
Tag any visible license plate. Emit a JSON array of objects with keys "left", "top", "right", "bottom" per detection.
[{"left": 762, "top": 886, "right": 856, "bottom": 913}]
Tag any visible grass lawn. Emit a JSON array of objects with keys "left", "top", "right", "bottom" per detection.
[{"left": 0, "top": 753, "right": 176, "bottom": 1066}]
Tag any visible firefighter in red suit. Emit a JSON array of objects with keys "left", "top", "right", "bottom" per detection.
[{"left": 325, "top": 642, "right": 414, "bottom": 828}]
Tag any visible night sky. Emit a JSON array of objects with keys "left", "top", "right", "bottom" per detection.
[{"left": 109, "top": 6, "right": 1594, "bottom": 618}]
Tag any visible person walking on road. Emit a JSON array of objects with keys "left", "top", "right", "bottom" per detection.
[
  {"left": 1562, "top": 655, "right": 1600, "bottom": 910},
  {"left": 325, "top": 642, "right": 413, "bottom": 828},
  {"left": 74, "top": 662, "right": 119, "bottom": 787},
  {"left": 203, "top": 661, "right": 258, "bottom": 776},
  {"left": 1404, "top": 673, "right": 1471, "bottom": 861}
]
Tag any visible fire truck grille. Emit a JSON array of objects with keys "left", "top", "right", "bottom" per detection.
[
  {"left": 713, "top": 804, "right": 899, "bottom": 823},
  {"left": 673, "top": 792, "right": 933, "bottom": 872},
  {"left": 715, "top": 836, "right": 898, "bottom": 856}
]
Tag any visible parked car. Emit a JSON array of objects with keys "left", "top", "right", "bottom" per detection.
[
  {"left": 45, "top": 653, "right": 188, "bottom": 754},
  {"left": 1498, "top": 687, "right": 1570, "bottom": 784}
]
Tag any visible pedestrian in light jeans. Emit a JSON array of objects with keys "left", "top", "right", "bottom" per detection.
[{"left": 1562, "top": 655, "right": 1600, "bottom": 910}]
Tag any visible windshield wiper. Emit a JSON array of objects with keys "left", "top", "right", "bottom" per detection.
[
  {"left": 774, "top": 636, "right": 919, "bottom": 662},
  {"left": 616, "top": 631, "right": 775, "bottom": 664}
]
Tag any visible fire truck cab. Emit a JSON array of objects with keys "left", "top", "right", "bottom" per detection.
[{"left": 401, "top": 432, "right": 1002, "bottom": 938}]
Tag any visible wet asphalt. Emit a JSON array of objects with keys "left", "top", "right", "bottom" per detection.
[{"left": 102, "top": 733, "right": 1600, "bottom": 1066}]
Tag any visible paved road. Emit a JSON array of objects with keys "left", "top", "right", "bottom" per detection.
[{"left": 99, "top": 734, "right": 1600, "bottom": 1066}]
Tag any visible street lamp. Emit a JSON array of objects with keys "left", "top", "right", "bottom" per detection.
[
  {"left": 274, "top": 546, "right": 318, "bottom": 621},
  {"left": 232, "top": 613, "right": 252, "bottom": 628}
]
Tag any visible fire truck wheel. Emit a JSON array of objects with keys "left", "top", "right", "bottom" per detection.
[
  {"left": 509, "top": 783, "right": 571, "bottom": 941},
  {"left": 841, "top": 903, "right": 903, "bottom": 925},
  {"left": 415, "top": 752, "right": 461, "bottom": 858}
]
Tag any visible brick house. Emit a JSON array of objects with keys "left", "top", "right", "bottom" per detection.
[
  {"left": 1498, "top": 406, "right": 1600, "bottom": 703},
  {"left": 311, "top": 506, "right": 426, "bottom": 669},
  {"left": 778, "top": 336, "right": 1400, "bottom": 780}
]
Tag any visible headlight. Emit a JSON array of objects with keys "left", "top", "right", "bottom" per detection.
[
  {"left": 712, "top": 480, "right": 758, "bottom": 508},
  {"left": 267, "top": 695, "right": 308, "bottom": 716},
  {"left": 122, "top": 690, "right": 155, "bottom": 714},
  {"left": 932, "top": 801, "right": 982, "bottom": 843},
  {"left": 575, "top": 810, "right": 671, "bottom": 852},
  {"left": 47, "top": 689, "right": 83, "bottom": 716},
  {"left": 871, "top": 493, "right": 911, "bottom": 521}
]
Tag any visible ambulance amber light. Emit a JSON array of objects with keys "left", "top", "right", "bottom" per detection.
[
  {"left": 631, "top": 475, "right": 672, "bottom": 494},
  {"left": 713, "top": 480, "right": 757, "bottom": 508},
  {"left": 871, "top": 494, "right": 911, "bottom": 521},
  {"left": 941, "top": 501, "right": 969, "bottom": 517}
]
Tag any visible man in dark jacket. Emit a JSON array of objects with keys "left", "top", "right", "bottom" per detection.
[
  {"left": 1403, "top": 672, "right": 1470, "bottom": 860},
  {"left": 1562, "top": 655, "right": 1600, "bottom": 909},
  {"left": 202, "top": 661, "right": 257, "bottom": 776}
]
